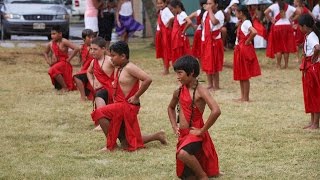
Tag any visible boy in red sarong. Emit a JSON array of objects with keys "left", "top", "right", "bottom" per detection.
[
  {"left": 168, "top": 55, "right": 221, "bottom": 179},
  {"left": 91, "top": 41, "right": 167, "bottom": 151},
  {"left": 298, "top": 14, "right": 320, "bottom": 129},
  {"left": 43, "top": 25, "right": 79, "bottom": 92},
  {"left": 87, "top": 37, "right": 115, "bottom": 131},
  {"left": 74, "top": 29, "right": 95, "bottom": 101}
]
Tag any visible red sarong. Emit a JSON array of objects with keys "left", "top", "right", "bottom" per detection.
[
  {"left": 171, "top": 16, "right": 191, "bottom": 64},
  {"left": 201, "top": 14, "right": 224, "bottom": 74},
  {"left": 266, "top": 4, "right": 296, "bottom": 58},
  {"left": 176, "top": 85, "right": 219, "bottom": 178},
  {"left": 48, "top": 41, "right": 75, "bottom": 90},
  {"left": 91, "top": 69, "right": 144, "bottom": 151},
  {"left": 93, "top": 59, "right": 114, "bottom": 104},
  {"left": 300, "top": 56, "right": 320, "bottom": 113},
  {"left": 73, "top": 44, "right": 94, "bottom": 100},
  {"left": 233, "top": 22, "right": 261, "bottom": 80},
  {"left": 156, "top": 14, "right": 164, "bottom": 59}
]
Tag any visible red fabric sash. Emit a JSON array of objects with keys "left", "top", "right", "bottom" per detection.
[
  {"left": 52, "top": 41, "right": 68, "bottom": 62},
  {"left": 93, "top": 59, "right": 114, "bottom": 91},
  {"left": 80, "top": 44, "right": 94, "bottom": 72},
  {"left": 106, "top": 68, "right": 144, "bottom": 151}
]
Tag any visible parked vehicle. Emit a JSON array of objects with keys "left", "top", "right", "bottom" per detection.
[
  {"left": 71, "top": 0, "right": 85, "bottom": 17},
  {"left": 0, "top": 0, "right": 70, "bottom": 40}
]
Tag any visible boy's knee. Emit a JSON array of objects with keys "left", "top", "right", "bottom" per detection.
[{"left": 177, "top": 149, "right": 189, "bottom": 160}]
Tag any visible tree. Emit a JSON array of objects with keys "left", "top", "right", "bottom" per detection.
[{"left": 141, "top": 0, "right": 157, "bottom": 36}]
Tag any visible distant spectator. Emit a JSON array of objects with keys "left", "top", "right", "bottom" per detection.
[
  {"left": 85, "top": 0, "right": 103, "bottom": 36},
  {"left": 98, "top": 0, "right": 116, "bottom": 49}
]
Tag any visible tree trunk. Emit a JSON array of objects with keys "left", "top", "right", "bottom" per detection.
[{"left": 141, "top": 0, "right": 157, "bottom": 36}]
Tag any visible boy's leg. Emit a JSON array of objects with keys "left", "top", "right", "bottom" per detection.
[
  {"left": 309, "top": 112, "right": 320, "bottom": 129},
  {"left": 142, "top": 130, "right": 167, "bottom": 145},
  {"left": 303, "top": 113, "right": 314, "bottom": 129},
  {"left": 98, "top": 118, "right": 111, "bottom": 151},
  {"left": 54, "top": 74, "right": 68, "bottom": 91},
  {"left": 177, "top": 149, "right": 208, "bottom": 180},
  {"left": 93, "top": 89, "right": 109, "bottom": 131},
  {"left": 74, "top": 77, "right": 86, "bottom": 101}
]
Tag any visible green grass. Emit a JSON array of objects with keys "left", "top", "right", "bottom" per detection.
[{"left": 0, "top": 38, "right": 319, "bottom": 179}]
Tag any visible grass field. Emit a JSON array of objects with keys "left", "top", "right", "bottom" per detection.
[{"left": 0, "top": 38, "right": 319, "bottom": 179}]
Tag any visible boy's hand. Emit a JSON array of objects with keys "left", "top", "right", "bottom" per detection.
[
  {"left": 127, "top": 96, "right": 140, "bottom": 105},
  {"left": 189, "top": 127, "right": 203, "bottom": 136},
  {"left": 174, "top": 127, "right": 180, "bottom": 137}
]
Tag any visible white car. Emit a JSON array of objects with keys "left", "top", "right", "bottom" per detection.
[{"left": 71, "top": 0, "right": 85, "bottom": 17}]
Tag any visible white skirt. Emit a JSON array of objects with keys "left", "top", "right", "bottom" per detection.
[{"left": 84, "top": 16, "right": 98, "bottom": 32}]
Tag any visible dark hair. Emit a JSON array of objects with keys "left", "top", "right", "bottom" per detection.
[
  {"left": 237, "top": 4, "right": 252, "bottom": 22},
  {"left": 109, "top": 41, "right": 130, "bottom": 60},
  {"left": 170, "top": 0, "right": 185, "bottom": 11},
  {"left": 51, "top": 25, "right": 63, "bottom": 33},
  {"left": 199, "top": 0, "right": 207, "bottom": 20},
  {"left": 298, "top": 13, "right": 320, "bottom": 38},
  {"left": 91, "top": 36, "right": 107, "bottom": 49},
  {"left": 82, "top": 29, "right": 94, "bottom": 39},
  {"left": 173, "top": 55, "right": 200, "bottom": 77}
]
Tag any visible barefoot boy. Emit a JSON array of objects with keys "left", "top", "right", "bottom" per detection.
[
  {"left": 91, "top": 41, "right": 166, "bottom": 151},
  {"left": 87, "top": 37, "right": 115, "bottom": 130},
  {"left": 43, "top": 25, "right": 79, "bottom": 91},
  {"left": 74, "top": 29, "right": 95, "bottom": 101},
  {"left": 168, "top": 55, "right": 220, "bottom": 179}
]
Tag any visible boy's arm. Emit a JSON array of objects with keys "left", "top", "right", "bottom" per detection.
[
  {"left": 126, "top": 63, "right": 152, "bottom": 104},
  {"left": 182, "top": 16, "right": 192, "bottom": 34},
  {"left": 167, "top": 89, "right": 180, "bottom": 135},
  {"left": 43, "top": 42, "right": 52, "bottom": 66},
  {"left": 191, "top": 86, "right": 221, "bottom": 136},
  {"left": 312, "top": 44, "right": 320, "bottom": 63},
  {"left": 87, "top": 60, "right": 95, "bottom": 87},
  {"left": 63, "top": 39, "right": 80, "bottom": 62}
]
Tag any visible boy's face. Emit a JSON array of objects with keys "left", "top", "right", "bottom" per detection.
[
  {"left": 90, "top": 44, "right": 105, "bottom": 59},
  {"left": 51, "top": 30, "right": 62, "bottom": 41},
  {"left": 168, "top": 4, "right": 177, "bottom": 15},
  {"left": 110, "top": 50, "right": 126, "bottom": 67},
  {"left": 84, "top": 35, "right": 94, "bottom": 45},
  {"left": 175, "top": 70, "right": 192, "bottom": 84}
]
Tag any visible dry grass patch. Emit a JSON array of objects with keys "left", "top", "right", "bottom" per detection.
[{"left": 0, "top": 39, "right": 319, "bottom": 179}]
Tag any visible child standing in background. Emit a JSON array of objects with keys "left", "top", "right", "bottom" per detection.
[
  {"left": 189, "top": 0, "right": 207, "bottom": 60},
  {"left": 74, "top": 29, "right": 95, "bottom": 101},
  {"left": 298, "top": 14, "right": 320, "bottom": 129},
  {"left": 116, "top": 0, "right": 144, "bottom": 43},
  {"left": 233, "top": 5, "right": 261, "bottom": 102},
  {"left": 169, "top": 0, "right": 192, "bottom": 65},
  {"left": 201, "top": 0, "right": 225, "bottom": 90},
  {"left": 156, "top": 0, "right": 174, "bottom": 75}
]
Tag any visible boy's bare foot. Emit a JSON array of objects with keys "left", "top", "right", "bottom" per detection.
[
  {"left": 307, "top": 125, "right": 319, "bottom": 129},
  {"left": 276, "top": 64, "right": 281, "bottom": 69},
  {"left": 233, "top": 98, "right": 244, "bottom": 102},
  {"left": 80, "top": 96, "right": 87, "bottom": 101},
  {"left": 93, "top": 125, "right": 102, "bottom": 131},
  {"left": 99, "top": 147, "right": 110, "bottom": 152},
  {"left": 207, "top": 86, "right": 214, "bottom": 91},
  {"left": 161, "top": 70, "right": 169, "bottom": 76},
  {"left": 156, "top": 130, "right": 167, "bottom": 145}
]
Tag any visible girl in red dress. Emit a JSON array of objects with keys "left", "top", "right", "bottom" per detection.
[
  {"left": 234, "top": 5, "right": 261, "bottom": 102},
  {"left": 264, "top": 0, "right": 300, "bottom": 69},
  {"left": 168, "top": 0, "right": 192, "bottom": 65},
  {"left": 201, "top": 0, "right": 225, "bottom": 90},
  {"left": 188, "top": 0, "right": 207, "bottom": 60},
  {"left": 298, "top": 14, "right": 320, "bottom": 129},
  {"left": 155, "top": 0, "right": 174, "bottom": 75}
]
